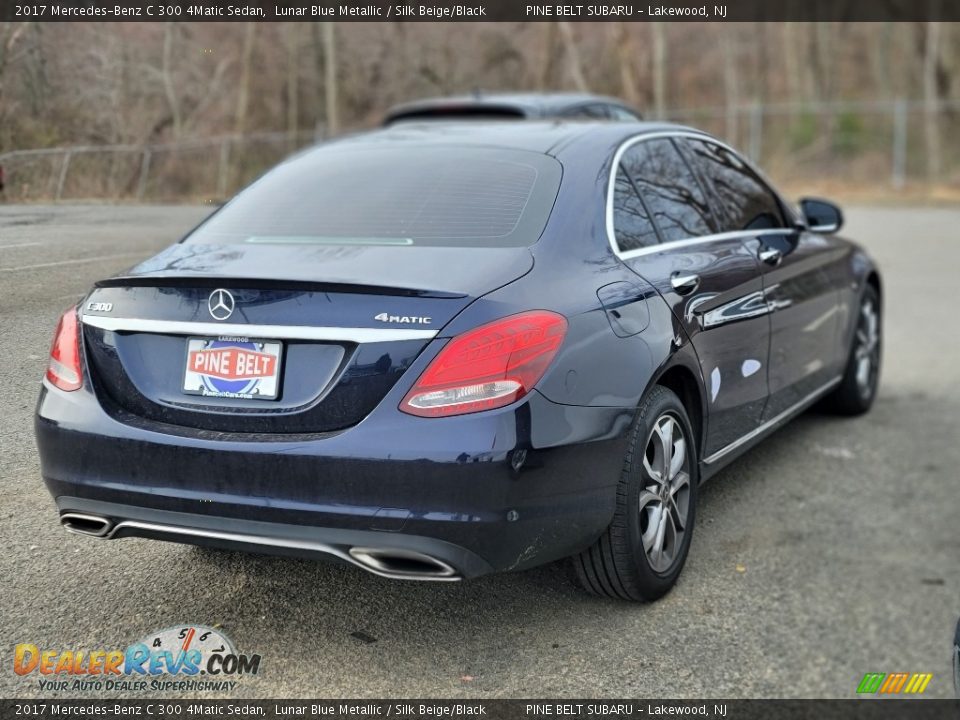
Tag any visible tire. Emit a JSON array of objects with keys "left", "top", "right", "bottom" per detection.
[
  {"left": 573, "top": 385, "right": 698, "bottom": 602},
  {"left": 953, "top": 617, "right": 960, "bottom": 696},
  {"left": 823, "top": 284, "right": 881, "bottom": 416}
]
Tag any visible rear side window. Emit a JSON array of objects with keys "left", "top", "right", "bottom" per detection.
[
  {"left": 609, "top": 106, "right": 642, "bottom": 121},
  {"left": 562, "top": 104, "right": 612, "bottom": 120},
  {"left": 619, "top": 139, "right": 714, "bottom": 243},
  {"left": 186, "top": 146, "right": 562, "bottom": 248},
  {"left": 612, "top": 167, "right": 659, "bottom": 252},
  {"left": 681, "top": 139, "right": 786, "bottom": 232}
]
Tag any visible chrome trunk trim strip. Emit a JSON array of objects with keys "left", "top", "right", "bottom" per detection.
[{"left": 81, "top": 315, "right": 438, "bottom": 343}]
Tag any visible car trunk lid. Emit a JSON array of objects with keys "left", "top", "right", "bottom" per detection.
[{"left": 81, "top": 243, "right": 533, "bottom": 434}]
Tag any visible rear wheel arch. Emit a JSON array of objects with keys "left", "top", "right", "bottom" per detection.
[
  {"left": 573, "top": 383, "right": 699, "bottom": 601},
  {"left": 866, "top": 271, "right": 882, "bottom": 309},
  {"left": 824, "top": 282, "right": 881, "bottom": 415},
  {"left": 649, "top": 362, "right": 705, "bottom": 462}
]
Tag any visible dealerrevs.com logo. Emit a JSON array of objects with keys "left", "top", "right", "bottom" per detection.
[{"left": 14, "top": 625, "right": 261, "bottom": 693}]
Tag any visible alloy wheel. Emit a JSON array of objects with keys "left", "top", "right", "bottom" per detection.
[
  {"left": 854, "top": 299, "right": 880, "bottom": 400},
  {"left": 639, "top": 413, "right": 691, "bottom": 574}
]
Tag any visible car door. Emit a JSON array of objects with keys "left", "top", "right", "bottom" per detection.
[
  {"left": 679, "top": 138, "right": 845, "bottom": 421},
  {"left": 610, "top": 136, "right": 770, "bottom": 457}
]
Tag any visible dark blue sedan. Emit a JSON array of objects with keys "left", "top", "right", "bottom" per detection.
[{"left": 36, "top": 122, "right": 882, "bottom": 601}]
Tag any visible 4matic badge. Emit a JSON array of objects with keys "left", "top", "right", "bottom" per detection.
[{"left": 374, "top": 313, "right": 432, "bottom": 325}]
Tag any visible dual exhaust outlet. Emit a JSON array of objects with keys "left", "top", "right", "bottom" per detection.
[{"left": 59, "top": 512, "right": 459, "bottom": 581}]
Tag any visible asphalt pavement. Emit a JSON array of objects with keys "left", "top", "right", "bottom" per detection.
[{"left": 0, "top": 204, "right": 957, "bottom": 699}]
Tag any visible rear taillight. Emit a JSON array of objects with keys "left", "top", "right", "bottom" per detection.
[
  {"left": 46, "top": 306, "right": 83, "bottom": 392},
  {"left": 400, "top": 310, "right": 567, "bottom": 418}
]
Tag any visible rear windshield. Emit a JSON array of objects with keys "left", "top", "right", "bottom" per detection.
[{"left": 186, "top": 146, "right": 562, "bottom": 248}]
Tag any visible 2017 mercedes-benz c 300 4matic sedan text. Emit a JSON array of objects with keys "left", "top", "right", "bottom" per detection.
[{"left": 36, "top": 122, "right": 882, "bottom": 601}]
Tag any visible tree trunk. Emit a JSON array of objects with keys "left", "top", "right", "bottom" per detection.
[
  {"left": 558, "top": 22, "right": 588, "bottom": 92},
  {"left": 286, "top": 23, "right": 299, "bottom": 148},
  {"left": 234, "top": 22, "right": 256, "bottom": 136},
  {"left": 809, "top": 23, "right": 836, "bottom": 150},
  {"left": 0, "top": 22, "right": 28, "bottom": 151},
  {"left": 538, "top": 23, "right": 557, "bottom": 90},
  {"left": 0, "top": 23, "right": 29, "bottom": 94},
  {"left": 322, "top": 22, "right": 338, "bottom": 136},
  {"left": 781, "top": 20, "right": 797, "bottom": 98},
  {"left": 781, "top": 16, "right": 801, "bottom": 126},
  {"left": 162, "top": 22, "right": 181, "bottom": 138},
  {"left": 923, "top": 20, "right": 942, "bottom": 181},
  {"left": 651, "top": 22, "right": 666, "bottom": 119},
  {"left": 614, "top": 24, "right": 639, "bottom": 107},
  {"left": 722, "top": 29, "right": 740, "bottom": 143},
  {"left": 870, "top": 22, "right": 892, "bottom": 99}
]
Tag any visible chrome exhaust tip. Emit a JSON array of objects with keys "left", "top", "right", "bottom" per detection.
[
  {"left": 60, "top": 512, "right": 113, "bottom": 538},
  {"left": 348, "top": 547, "right": 459, "bottom": 581}
]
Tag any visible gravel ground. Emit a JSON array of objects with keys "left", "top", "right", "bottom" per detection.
[{"left": 0, "top": 205, "right": 957, "bottom": 699}]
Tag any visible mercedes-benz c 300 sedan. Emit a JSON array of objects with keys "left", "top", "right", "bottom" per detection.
[{"left": 36, "top": 122, "right": 881, "bottom": 601}]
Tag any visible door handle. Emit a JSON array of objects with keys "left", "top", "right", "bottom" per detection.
[
  {"left": 670, "top": 273, "right": 700, "bottom": 295},
  {"left": 759, "top": 247, "right": 782, "bottom": 266}
]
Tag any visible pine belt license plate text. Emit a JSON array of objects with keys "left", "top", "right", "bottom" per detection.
[{"left": 182, "top": 337, "right": 283, "bottom": 400}]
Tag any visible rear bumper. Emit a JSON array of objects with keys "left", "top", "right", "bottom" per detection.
[
  {"left": 36, "top": 381, "right": 635, "bottom": 578},
  {"left": 57, "top": 499, "right": 483, "bottom": 580}
]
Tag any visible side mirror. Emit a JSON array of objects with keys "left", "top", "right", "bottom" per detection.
[{"left": 800, "top": 197, "right": 843, "bottom": 234}]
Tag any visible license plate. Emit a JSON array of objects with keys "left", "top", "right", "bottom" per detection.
[{"left": 182, "top": 337, "right": 283, "bottom": 400}]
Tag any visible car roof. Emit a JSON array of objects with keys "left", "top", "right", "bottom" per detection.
[
  {"left": 319, "top": 121, "right": 707, "bottom": 158},
  {"left": 384, "top": 93, "right": 640, "bottom": 123}
]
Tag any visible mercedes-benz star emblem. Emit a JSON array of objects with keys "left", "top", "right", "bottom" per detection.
[{"left": 207, "top": 289, "right": 235, "bottom": 321}]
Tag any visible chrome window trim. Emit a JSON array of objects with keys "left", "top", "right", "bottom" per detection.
[
  {"left": 81, "top": 315, "right": 438, "bottom": 343},
  {"left": 702, "top": 375, "right": 842, "bottom": 465},
  {"left": 616, "top": 228, "right": 793, "bottom": 260},
  {"left": 605, "top": 130, "right": 795, "bottom": 260}
]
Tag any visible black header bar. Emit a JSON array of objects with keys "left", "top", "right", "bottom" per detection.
[
  {"left": 3, "top": 0, "right": 960, "bottom": 22},
  {"left": 2, "top": 699, "right": 960, "bottom": 719}
]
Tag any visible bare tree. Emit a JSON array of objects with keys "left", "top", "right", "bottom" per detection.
[
  {"left": 809, "top": 22, "right": 835, "bottom": 103},
  {"left": 234, "top": 22, "right": 256, "bottom": 136},
  {"left": 870, "top": 22, "right": 893, "bottom": 98},
  {"left": 0, "top": 22, "right": 29, "bottom": 105},
  {"left": 537, "top": 22, "right": 558, "bottom": 90},
  {"left": 781, "top": 18, "right": 801, "bottom": 123},
  {"left": 721, "top": 29, "right": 740, "bottom": 142},
  {"left": 3, "top": 21, "right": 960, "bottom": 198},
  {"left": 0, "top": 21, "right": 30, "bottom": 148},
  {"left": 161, "top": 22, "right": 181, "bottom": 138},
  {"left": 651, "top": 22, "right": 666, "bottom": 119},
  {"left": 923, "top": 20, "right": 943, "bottom": 181},
  {"left": 614, "top": 24, "right": 639, "bottom": 107},
  {"left": 322, "top": 22, "right": 339, "bottom": 135},
  {"left": 558, "top": 22, "right": 588, "bottom": 92},
  {"left": 286, "top": 22, "right": 299, "bottom": 146}
]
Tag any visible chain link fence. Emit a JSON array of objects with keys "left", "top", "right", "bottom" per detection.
[
  {"left": 0, "top": 129, "right": 322, "bottom": 203},
  {"left": 664, "top": 99, "right": 960, "bottom": 191},
  {"left": 1, "top": 100, "right": 959, "bottom": 203}
]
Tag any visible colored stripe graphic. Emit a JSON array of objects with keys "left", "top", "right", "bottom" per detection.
[
  {"left": 904, "top": 673, "right": 933, "bottom": 694},
  {"left": 879, "top": 672, "right": 909, "bottom": 694},
  {"left": 857, "top": 671, "right": 932, "bottom": 695},
  {"left": 857, "top": 673, "right": 886, "bottom": 694}
]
